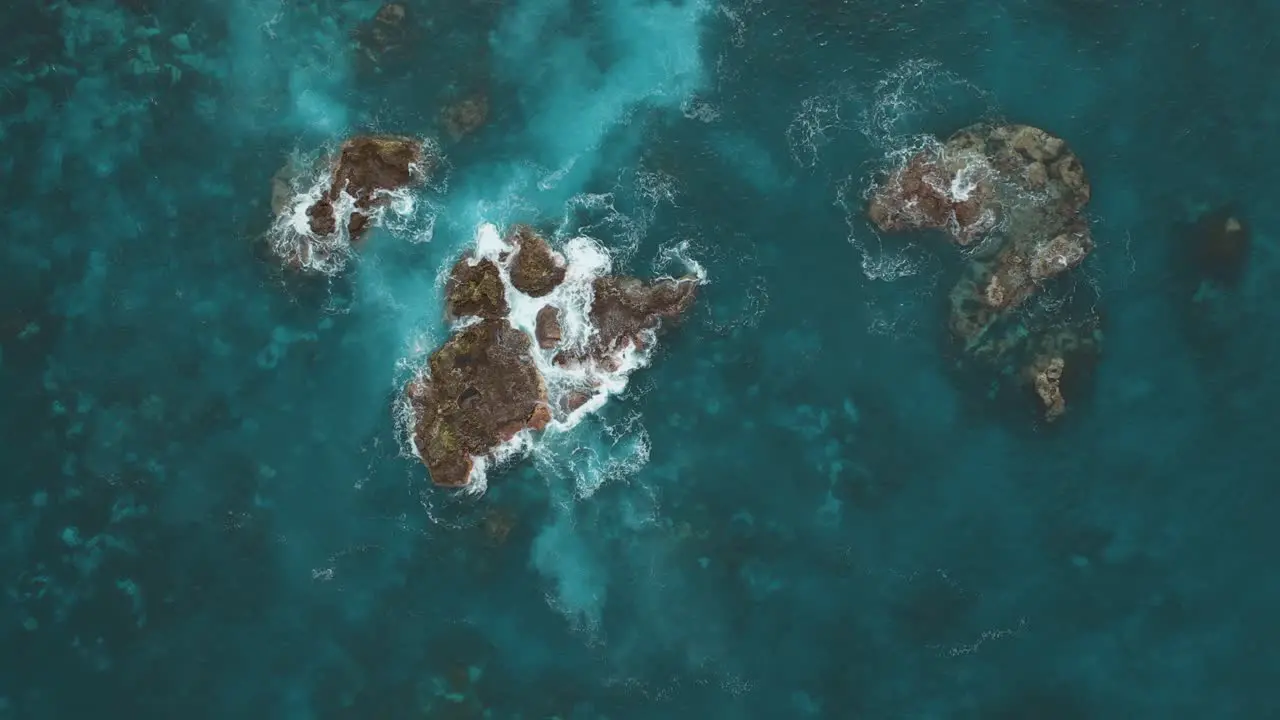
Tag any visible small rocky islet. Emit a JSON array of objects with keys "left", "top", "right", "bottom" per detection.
[
  {"left": 408, "top": 225, "right": 700, "bottom": 488},
  {"left": 868, "top": 123, "right": 1100, "bottom": 422},
  {"left": 268, "top": 134, "right": 437, "bottom": 270}
]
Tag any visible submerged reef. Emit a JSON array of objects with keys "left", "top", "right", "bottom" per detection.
[
  {"left": 1187, "top": 206, "right": 1250, "bottom": 287},
  {"left": 1174, "top": 205, "right": 1253, "bottom": 348},
  {"left": 869, "top": 123, "right": 1100, "bottom": 421},
  {"left": 406, "top": 224, "right": 701, "bottom": 488},
  {"left": 352, "top": 3, "right": 414, "bottom": 76},
  {"left": 267, "top": 135, "right": 438, "bottom": 272}
]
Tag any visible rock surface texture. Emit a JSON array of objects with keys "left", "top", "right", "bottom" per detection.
[
  {"left": 406, "top": 319, "right": 551, "bottom": 489},
  {"left": 507, "top": 225, "right": 567, "bottom": 297},
  {"left": 305, "top": 134, "right": 431, "bottom": 241},
  {"left": 445, "top": 257, "right": 509, "bottom": 321},
  {"left": 407, "top": 224, "right": 700, "bottom": 487},
  {"left": 870, "top": 123, "right": 1100, "bottom": 422}
]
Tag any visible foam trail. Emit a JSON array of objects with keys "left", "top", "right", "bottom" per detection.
[
  {"left": 484, "top": 0, "right": 710, "bottom": 207},
  {"left": 224, "top": 0, "right": 353, "bottom": 136}
]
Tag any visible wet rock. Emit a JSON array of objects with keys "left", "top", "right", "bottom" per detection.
[
  {"left": 561, "top": 390, "right": 595, "bottom": 414},
  {"left": 873, "top": 123, "right": 1100, "bottom": 422},
  {"left": 407, "top": 320, "right": 550, "bottom": 488},
  {"left": 979, "top": 223, "right": 1094, "bottom": 312},
  {"left": 869, "top": 123, "right": 1091, "bottom": 251},
  {"left": 1021, "top": 319, "right": 1102, "bottom": 422},
  {"left": 589, "top": 275, "right": 699, "bottom": 358},
  {"left": 441, "top": 94, "right": 490, "bottom": 141},
  {"left": 507, "top": 225, "right": 566, "bottom": 297},
  {"left": 867, "top": 150, "right": 998, "bottom": 246},
  {"left": 1189, "top": 207, "right": 1250, "bottom": 286},
  {"left": 1030, "top": 356, "right": 1066, "bottom": 421},
  {"left": 445, "top": 257, "right": 509, "bottom": 321},
  {"left": 535, "top": 305, "right": 562, "bottom": 349},
  {"left": 305, "top": 135, "right": 432, "bottom": 241}
]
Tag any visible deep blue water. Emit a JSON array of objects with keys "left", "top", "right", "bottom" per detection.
[{"left": 3, "top": 0, "right": 1279, "bottom": 717}]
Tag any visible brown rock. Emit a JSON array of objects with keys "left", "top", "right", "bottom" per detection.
[
  {"left": 306, "top": 197, "right": 338, "bottom": 237},
  {"left": 408, "top": 319, "right": 550, "bottom": 488},
  {"left": 445, "top": 257, "right": 509, "bottom": 321},
  {"left": 589, "top": 275, "right": 698, "bottom": 357},
  {"left": 1024, "top": 161, "right": 1048, "bottom": 188},
  {"left": 535, "top": 305, "right": 562, "bottom": 349},
  {"left": 1030, "top": 355, "right": 1066, "bottom": 421},
  {"left": 1009, "top": 125, "right": 1063, "bottom": 162},
  {"left": 508, "top": 225, "right": 566, "bottom": 297},
  {"left": 305, "top": 135, "right": 431, "bottom": 241},
  {"left": 1029, "top": 231, "right": 1093, "bottom": 280},
  {"left": 561, "top": 390, "right": 595, "bottom": 414},
  {"left": 867, "top": 151, "right": 997, "bottom": 246}
]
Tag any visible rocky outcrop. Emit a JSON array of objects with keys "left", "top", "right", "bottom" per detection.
[
  {"left": 535, "top": 305, "right": 562, "bottom": 349},
  {"left": 870, "top": 123, "right": 1100, "bottom": 421},
  {"left": 1029, "top": 356, "right": 1066, "bottom": 421},
  {"left": 508, "top": 225, "right": 567, "bottom": 297},
  {"left": 305, "top": 135, "right": 432, "bottom": 242},
  {"left": 406, "top": 319, "right": 551, "bottom": 488},
  {"left": 407, "top": 223, "right": 701, "bottom": 487},
  {"left": 445, "top": 257, "right": 508, "bottom": 321},
  {"left": 867, "top": 148, "right": 998, "bottom": 246},
  {"left": 869, "top": 123, "right": 1089, "bottom": 250},
  {"left": 588, "top": 276, "right": 699, "bottom": 358},
  {"left": 1022, "top": 319, "right": 1101, "bottom": 422}
]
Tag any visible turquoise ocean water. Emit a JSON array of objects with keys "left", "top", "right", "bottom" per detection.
[{"left": 2, "top": 0, "right": 1279, "bottom": 716}]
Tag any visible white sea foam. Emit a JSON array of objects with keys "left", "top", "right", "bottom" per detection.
[{"left": 403, "top": 221, "right": 704, "bottom": 493}]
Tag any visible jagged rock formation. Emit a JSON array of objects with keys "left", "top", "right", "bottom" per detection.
[
  {"left": 869, "top": 123, "right": 1100, "bottom": 422},
  {"left": 535, "top": 305, "right": 562, "bottom": 349},
  {"left": 407, "top": 224, "right": 700, "bottom": 487},
  {"left": 445, "top": 257, "right": 508, "bottom": 321},
  {"left": 1021, "top": 319, "right": 1102, "bottom": 421},
  {"left": 406, "top": 319, "right": 551, "bottom": 489},
  {"left": 305, "top": 135, "right": 432, "bottom": 241},
  {"left": 587, "top": 276, "right": 699, "bottom": 358},
  {"left": 508, "top": 225, "right": 567, "bottom": 297}
]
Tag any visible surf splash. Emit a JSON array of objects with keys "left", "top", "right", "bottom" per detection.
[{"left": 265, "top": 135, "right": 443, "bottom": 275}]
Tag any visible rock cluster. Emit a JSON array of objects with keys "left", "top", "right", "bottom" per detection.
[
  {"left": 406, "top": 319, "right": 551, "bottom": 489},
  {"left": 408, "top": 225, "right": 699, "bottom": 487},
  {"left": 507, "top": 225, "right": 566, "bottom": 297},
  {"left": 305, "top": 134, "right": 432, "bottom": 241},
  {"left": 869, "top": 123, "right": 1100, "bottom": 421},
  {"left": 445, "top": 258, "right": 508, "bottom": 321}
]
